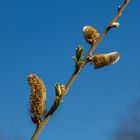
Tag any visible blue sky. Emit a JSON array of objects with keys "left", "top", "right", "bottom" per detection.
[{"left": 0, "top": 0, "right": 140, "bottom": 140}]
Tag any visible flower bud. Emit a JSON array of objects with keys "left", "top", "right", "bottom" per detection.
[
  {"left": 92, "top": 52, "right": 120, "bottom": 69},
  {"left": 83, "top": 26, "right": 100, "bottom": 45},
  {"left": 111, "top": 22, "right": 120, "bottom": 28},
  {"left": 55, "top": 83, "right": 65, "bottom": 97}
]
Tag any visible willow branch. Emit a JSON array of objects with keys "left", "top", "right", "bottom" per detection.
[{"left": 31, "top": 0, "right": 130, "bottom": 139}]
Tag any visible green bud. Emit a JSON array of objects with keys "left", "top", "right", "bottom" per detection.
[
  {"left": 76, "top": 46, "right": 84, "bottom": 62},
  {"left": 55, "top": 84, "right": 62, "bottom": 97},
  {"left": 54, "top": 96, "right": 61, "bottom": 106},
  {"left": 73, "top": 46, "right": 84, "bottom": 69}
]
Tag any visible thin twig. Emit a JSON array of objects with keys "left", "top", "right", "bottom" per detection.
[{"left": 31, "top": 0, "right": 130, "bottom": 139}]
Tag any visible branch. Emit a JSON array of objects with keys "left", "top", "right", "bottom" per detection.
[{"left": 31, "top": 0, "right": 130, "bottom": 139}]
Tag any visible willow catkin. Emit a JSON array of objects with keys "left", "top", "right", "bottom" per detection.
[
  {"left": 83, "top": 26, "right": 100, "bottom": 45},
  {"left": 27, "top": 74, "right": 47, "bottom": 124},
  {"left": 92, "top": 52, "right": 120, "bottom": 68}
]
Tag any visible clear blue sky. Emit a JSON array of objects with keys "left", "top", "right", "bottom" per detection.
[{"left": 0, "top": 0, "right": 140, "bottom": 140}]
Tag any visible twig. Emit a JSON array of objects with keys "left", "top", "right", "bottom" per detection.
[{"left": 31, "top": 0, "right": 130, "bottom": 139}]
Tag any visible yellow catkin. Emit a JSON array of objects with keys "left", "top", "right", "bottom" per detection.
[
  {"left": 27, "top": 74, "right": 47, "bottom": 124},
  {"left": 83, "top": 26, "right": 100, "bottom": 45},
  {"left": 92, "top": 52, "right": 120, "bottom": 68}
]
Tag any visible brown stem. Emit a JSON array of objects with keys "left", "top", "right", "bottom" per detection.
[{"left": 31, "top": 0, "right": 130, "bottom": 139}]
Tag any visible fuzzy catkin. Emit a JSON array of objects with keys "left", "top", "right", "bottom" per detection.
[
  {"left": 83, "top": 26, "right": 100, "bottom": 45},
  {"left": 92, "top": 52, "right": 120, "bottom": 68},
  {"left": 27, "top": 74, "right": 47, "bottom": 124}
]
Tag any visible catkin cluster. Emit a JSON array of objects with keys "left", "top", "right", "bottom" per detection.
[{"left": 27, "top": 74, "right": 47, "bottom": 124}]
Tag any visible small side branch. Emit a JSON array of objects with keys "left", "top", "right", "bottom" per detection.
[{"left": 31, "top": 0, "right": 130, "bottom": 139}]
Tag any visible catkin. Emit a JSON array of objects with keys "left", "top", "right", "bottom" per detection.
[
  {"left": 83, "top": 26, "right": 100, "bottom": 45},
  {"left": 92, "top": 52, "right": 120, "bottom": 68},
  {"left": 27, "top": 74, "right": 47, "bottom": 124}
]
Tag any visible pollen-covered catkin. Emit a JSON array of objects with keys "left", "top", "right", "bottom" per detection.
[
  {"left": 92, "top": 52, "right": 120, "bottom": 68},
  {"left": 27, "top": 74, "right": 47, "bottom": 124},
  {"left": 83, "top": 26, "right": 100, "bottom": 45}
]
